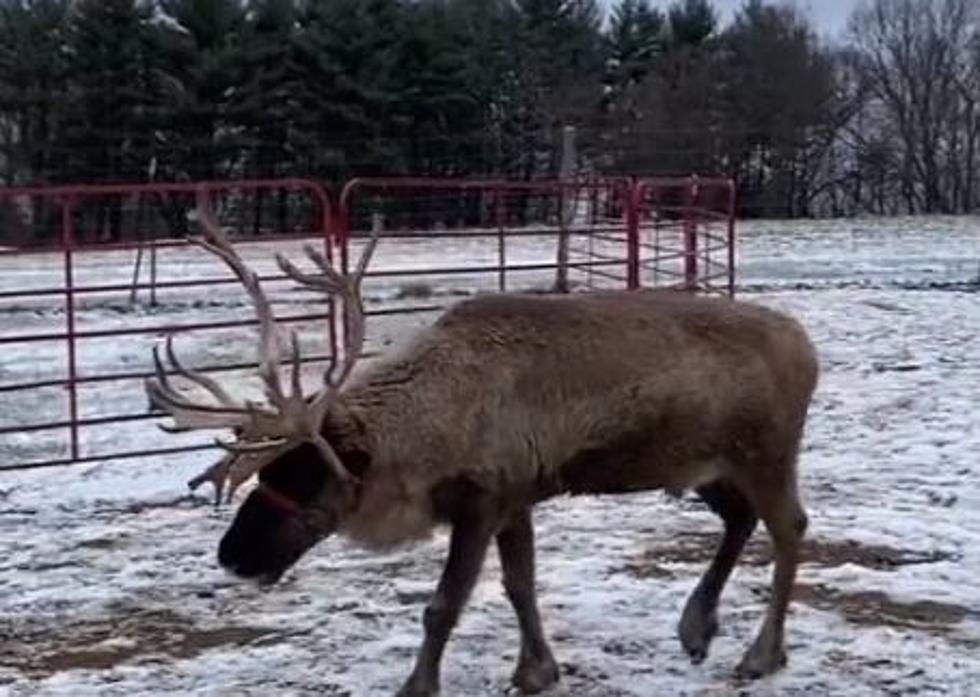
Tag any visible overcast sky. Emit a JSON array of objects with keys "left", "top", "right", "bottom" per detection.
[{"left": 602, "top": 1, "right": 862, "bottom": 37}]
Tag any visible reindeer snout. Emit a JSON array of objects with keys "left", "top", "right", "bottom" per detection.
[{"left": 217, "top": 532, "right": 245, "bottom": 574}]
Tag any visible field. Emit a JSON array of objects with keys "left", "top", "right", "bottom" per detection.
[{"left": 1, "top": 216, "right": 979, "bottom": 696}]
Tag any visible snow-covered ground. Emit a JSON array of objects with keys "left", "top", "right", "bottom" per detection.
[{"left": 1, "top": 216, "right": 978, "bottom": 696}]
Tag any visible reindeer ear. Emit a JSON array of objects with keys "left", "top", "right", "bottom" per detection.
[{"left": 319, "top": 406, "right": 371, "bottom": 480}]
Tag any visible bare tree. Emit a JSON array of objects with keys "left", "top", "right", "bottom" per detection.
[{"left": 848, "top": 0, "right": 980, "bottom": 214}]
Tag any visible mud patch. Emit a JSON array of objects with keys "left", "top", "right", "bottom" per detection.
[
  {"left": 2, "top": 607, "right": 277, "bottom": 678},
  {"left": 76, "top": 534, "right": 129, "bottom": 550},
  {"left": 88, "top": 494, "right": 206, "bottom": 517},
  {"left": 7, "top": 559, "right": 80, "bottom": 573},
  {"left": 794, "top": 583, "right": 973, "bottom": 635},
  {"left": 395, "top": 282, "right": 435, "bottom": 299},
  {"left": 616, "top": 534, "right": 974, "bottom": 640},
  {"left": 617, "top": 533, "right": 955, "bottom": 579}
]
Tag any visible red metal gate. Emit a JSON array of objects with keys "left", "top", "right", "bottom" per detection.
[
  {"left": 0, "top": 179, "right": 335, "bottom": 471},
  {"left": 332, "top": 177, "right": 643, "bottom": 361},
  {"left": 635, "top": 176, "right": 736, "bottom": 297},
  {"left": 0, "top": 175, "right": 734, "bottom": 473},
  {"left": 338, "top": 177, "right": 634, "bottom": 285}
]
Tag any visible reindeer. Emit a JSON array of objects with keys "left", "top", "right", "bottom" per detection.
[{"left": 147, "top": 200, "right": 818, "bottom": 696}]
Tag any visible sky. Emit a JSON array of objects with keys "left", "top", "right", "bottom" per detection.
[{"left": 602, "top": 1, "right": 862, "bottom": 38}]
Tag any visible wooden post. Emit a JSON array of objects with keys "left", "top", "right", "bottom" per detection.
[{"left": 554, "top": 125, "right": 576, "bottom": 293}]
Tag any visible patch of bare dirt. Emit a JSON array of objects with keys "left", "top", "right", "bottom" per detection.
[
  {"left": 75, "top": 534, "right": 129, "bottom": 550},
  {"left": 793, "top": 584, "right": 973, "bottom": 636},
  {"left": 88, "top": 494, "right": 206, "bottom": 517},
  {"left": 617, "top": 533, "right": 955, "bottom": 579},
  {"left": 614, "top": 534, "right": 976, "bottom": 640},
  {"left": 1, "top": 607, "right": 277, "bottom": 678}
]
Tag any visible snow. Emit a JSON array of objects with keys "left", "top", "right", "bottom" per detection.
[
  {"left": 150, "top": 7, "right": 190, "bottom": 36},
  {"left": 1, "top": 216, "right": 979, "bottom": 696}
]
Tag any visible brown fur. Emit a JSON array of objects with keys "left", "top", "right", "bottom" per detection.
[{"left": 335, "top": 290, "right": 816, "bottom": 548}]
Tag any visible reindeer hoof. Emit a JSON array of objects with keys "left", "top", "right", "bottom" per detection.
[
  {"left": 513, "top": 652, "right": 560, "bottom": 694},
  {"left": 678, "top": 609, "right": 718, "bottom": 664},
  {"left": 395, "top": 673, "right": 439, "bottom": 697},
  {"left": 735, "top": 644, "right": 787, "bottom": 680}
]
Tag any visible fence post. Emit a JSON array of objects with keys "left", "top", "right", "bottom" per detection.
[
  {"left": 726, "top": 178, "right": 737, "bottom": 297},
  {"left": 626, "top": 179, "right": 641, "bottom": 290},
  {"left": 495, "top": 187, "right": 507, "bottom": 292},
  {"left": 683, "top": 175, "right": 700, "bottom": 291},
  {"left": 553, "top": 125, "right": 576, "bottom": 293},
  {"left": 61, "top": 195, "right": 80, "bottom": 461}
]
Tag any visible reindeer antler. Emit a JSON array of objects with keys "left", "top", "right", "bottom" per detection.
[
  {"left": 145, "top": 191, "right": 377, "bottom": 503},
  {"left": 275, "top": 235, "right": 378, "bottom": 399}
]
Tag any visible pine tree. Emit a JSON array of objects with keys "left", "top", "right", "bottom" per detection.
[
  {"left": 231, "top": 0, "right": 300, "bottom": 182},
  {"left": 0, "top": 0, "right": 71, "bottom": 186},
  {"left": 667, "top": 0, "right": 717, "bottom": 48},
  {"left": 442, "top": 0, "right": 523, "bottom": 176},
  {"left": 155, "top": 0, "right": 246, "bottom": 181},
  {"left": 60, "top": 0, "right": 166, "bottom": 241},
  {"left": 722, "top": 0, "right": 838, "bottom": 216},
  {"left": 511, "top": 0, "right": 605, "bottom": 176},
  {"left": 292, "top": 0, "right": 403, "bottom": 182},
  {"left": 62, "top": 0, "right": 160, "bottom": 185},
  {"left": 603, "top": 0, "right": 665, "bottom": 119},
  {"left": 389, "top": 0, "right": 483, "bottom": 177}
]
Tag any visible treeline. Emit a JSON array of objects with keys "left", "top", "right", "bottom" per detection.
[{"left": 1, "top": 0, "right": 979, "bottom": 220}]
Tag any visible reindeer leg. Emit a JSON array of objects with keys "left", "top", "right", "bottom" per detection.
[
  {"left": 736, "top": 467, "right": 808, "bottom": 679},
  {"left": 497, "top": 508, "right": 559, "bottom": 694},
  {"left": 678, "top": 480, "right": 758, "bottom": 663},
  {"left": 397, "top": 515, "right": 495, "bottom": 697}
]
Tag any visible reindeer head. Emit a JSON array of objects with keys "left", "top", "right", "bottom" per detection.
[{"left": 146, "top": 193, "right": 377, "bottom": 584}]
